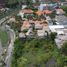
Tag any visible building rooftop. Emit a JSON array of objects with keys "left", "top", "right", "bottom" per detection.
[
  {"left": 21, "top": 20, "right": 31, "bottom": 31},
  {"left": 35, "top": 10, "right": 44, "bottom": 16},
  {"left": 20, "top": 9, "right": 33, "bottom": 14},
  {"left": 43, "top": 10, "right": 52, "bottom": 14}
]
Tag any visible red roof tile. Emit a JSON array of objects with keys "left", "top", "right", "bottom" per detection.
[
  {"left": 22, "top": 20, "right": 31, "bottom": 28},
  {"left": 35, "top": 10, "right": 44, "bottom": 16},
  {"left": 21, "top": 9, "right": 33, "bottom": 14},
  {"left": 43, "top": 10, "right": 52, "bottom": 14}
]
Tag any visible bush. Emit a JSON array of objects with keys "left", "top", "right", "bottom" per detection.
[
  {"left": 61, "top": 42, "right": 67, "bottom": 56},
  {"left": 12, "top": 38, "right": 65, "bottom": 67},
  {"left": 50, "top": 32, "right": 57, "bottom": 42}
]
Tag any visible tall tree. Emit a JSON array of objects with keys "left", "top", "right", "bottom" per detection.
[{"left": 61, "top": 42, "right": 67, "bottom": 55}]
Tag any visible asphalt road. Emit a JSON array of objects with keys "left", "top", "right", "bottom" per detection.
[
  {"left": 0, "top": 19, "right": 15, "bottom": 67},
  {"left": 0, "top": 41, "right": 3, "bottom": 56},
  {"left": 5, "top": 25, "right": 15, "bottom": 67},
  {"left": 0, "top": 8, "right": 19, "bottom": 67}
]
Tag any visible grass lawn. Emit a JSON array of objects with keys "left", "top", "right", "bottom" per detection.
[{"left": 0, "top": 29, "right": 8, "bottom": 47}]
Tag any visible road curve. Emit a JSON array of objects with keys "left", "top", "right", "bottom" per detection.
[{"left": 5, "top": 25, "right": 15, "bottom": 67}]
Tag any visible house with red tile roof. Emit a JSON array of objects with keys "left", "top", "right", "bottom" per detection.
[
  {"left": 43, "top": 10, "right": 52, "bottom": 14},
  {"left": 35, "top": 10, "right": 52, "bottom": 16},
  {"left": 20, "top": 9, "right": 33, "bottom": 14},
  {"left": 35, "top": 10, "right": 44, "bottom": 16},
  {"left": 21, "top": 20, "right": 31, "bottom": 31},
  {"left": 20, "top": 19, "right": 49, "bottom": 38}
]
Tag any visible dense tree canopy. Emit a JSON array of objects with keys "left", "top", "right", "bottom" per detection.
[
  {"left": 61, "top": 42, "right": 67, "bottom": 56},
  {"left": 61, "top": 6, "right": 67, "bottom": 16},
  {"left": 49, "top": 11, "right": 56, "bottom": 19},
  {"left": 5, "top": 0, "right": 33, "bottom": 8},
  {"left": 11, "top": 38, "right": 66, "bottom": 67}
]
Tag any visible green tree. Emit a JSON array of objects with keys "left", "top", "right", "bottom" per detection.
[
  {"left": 48, "top": 11, "right": 56, "bottom": 25},
  {"left": 61, "top": 42, "right": 67, "bottom": 56},
  {"left": 50, "top": 32, "right": 57, "bottom": 42},
  {"left": 26, "top": 0, "right": 33, "bottom": 5},
  {"left": 49, "top": 11, "right": 56, "bottom": 19},
  {"left": 61, "top": 6, "right": 67, "bottom": 16},
  {"left": 6, "top": 0, "right": 16, "bottom": 5},
  {"left": 5, "top": 0, "right": 22, "bottom": 7},
  {"left": 61, "top": 6, "right": 67, "bottom": 13},
  {"left": 12, "top": 38, "right": 65, "bottom": 67}
]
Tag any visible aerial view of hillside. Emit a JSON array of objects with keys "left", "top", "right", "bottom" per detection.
[{"left": 0, "top": 0, "right": 67, "bottom": 67}]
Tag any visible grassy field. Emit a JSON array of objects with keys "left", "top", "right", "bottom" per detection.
[{"left": 0, "top": 29, "right": 8, "bottom": 47}]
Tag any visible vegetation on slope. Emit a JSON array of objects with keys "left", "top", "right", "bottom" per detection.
[
  {"left": 61, "top": 6, "right": 67, "bottom": 16},
  {"left": 11, "top": 36, "right": 67, "bottom": 67},
  {"left": 0, "top": 28, "right": 8, "bottom": 47}
]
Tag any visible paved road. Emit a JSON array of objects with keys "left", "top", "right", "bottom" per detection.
[
  {"left": 4, "top": 25, "right": 15, "bottom": 67},
  {"left": 0, "top": 21, "right": 15, "bottom": 67},
  {"left": 0, "top": 41, "right": 3, "bottom": 56},
  {"left": 0, "top": 7, "right": 20, "bottom": 67}
]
